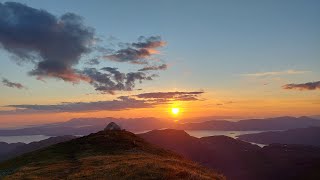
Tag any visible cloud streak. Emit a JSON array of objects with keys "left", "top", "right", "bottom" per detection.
[
  {"left": 136, "top": 91, "right": 204, "bottom": 101},
  {"left": 138, "top": 64, "right": 167, "bottom": 71},
  {"left": 1, "top": 78, "right": 26, "bottom": 89},
  {"left": 0, "top": 91, "right": 203, "bottom": 114},
  {"left": 2, "top": 96, "right": 153, "bottom": 114},
  {"left": 242, "top": 70, "right": 309, "bottom": 77},
  {"left": 282, "top": 81, "right": 320, "bottom": 91}
]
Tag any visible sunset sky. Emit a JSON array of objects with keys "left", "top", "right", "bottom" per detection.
[{"left": 0, "top": 0, "right": 319, "bottom": 128}]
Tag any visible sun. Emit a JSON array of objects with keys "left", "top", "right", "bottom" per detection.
[{"left": 171, "top": 107, "right": 180, "bottom": 115}]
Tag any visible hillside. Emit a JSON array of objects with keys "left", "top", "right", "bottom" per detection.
[
  {"left": 0, "top": 129, "right": 224, "bottom": 180},
  {"left": 0, "top": 142, "right": 24, "bottom": 155},
  {"left": 238, "top": 126, "right": 320, "bottom": 146},
  {"left": 140, "top": 129, "right": 320, "bottom": 180},
  {"left": 0, "top": 135, "right": 76, "bottom": 162}
]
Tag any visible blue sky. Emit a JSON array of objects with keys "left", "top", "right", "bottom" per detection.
[{"left": 0, "top": 0, "right": 319, "bottom": 126}]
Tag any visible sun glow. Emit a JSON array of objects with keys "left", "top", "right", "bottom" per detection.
[{"left": 171, "top": 107, "right": 180, "bottom": 115}]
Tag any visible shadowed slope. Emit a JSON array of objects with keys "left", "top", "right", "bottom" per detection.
[
  {"left": 140, "top": 129, "right": 320, "bottom": 180},
  {"left": 238, "top": 127, "right": 320, "bottom": 146},
  {"left": 0, "top": 130, "right": 224, "bottom": 180},
  {"left": 0, "top": 135, "right": 76, "bottom": 162}
]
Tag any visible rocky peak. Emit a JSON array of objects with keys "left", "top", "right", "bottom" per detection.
[{"left": 104, "top": 122, "right": 121, "bottom": 131}]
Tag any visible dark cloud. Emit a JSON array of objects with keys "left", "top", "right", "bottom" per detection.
[
  {"left": 136, "top": 91, "right": 204, "bottom": 101},
  {"left": 104, "top": 36, "right": 166, "bottom": 64},
  {"left": 85, "top": 58, "right": 100, "bottom": 65},
  {"left": 105, "top": 48, "right": 151, "bottom": 64},
  {"left": 82, "top": 67, "right": 154, "bottom": 94},
  {"left": 101, "top": 67, "right": 126, "bottom": 82},
  {"left": 0, "top": 2, "right": 95, "bottom": 82},
  {"left": 138, "top": 64, "right": 167, "bottom": 71},
  {"left": 3, "top": 96, "right": 153, "bottom": 114},
  {"left": 82, "top": 68, "right": 124, "bottom": 94},
  {"left": 132, "top": 36, "right": 166, "bottom": 49},
  {"left": 0, "top": 2, "right": 167, "bottom": 94},
  {"left": 125, "top": 72, "right": 154, "bottom": 89},
  {"left": 1, "top": 78, "right": 26, "bottom": 89},
  {"left": 282, "top": 81, "right": 320, "bottom": 91}
]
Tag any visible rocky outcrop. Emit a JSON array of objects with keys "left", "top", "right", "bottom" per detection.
[{"left": 104, "top": 122, "right": 121, "bottom": 131}]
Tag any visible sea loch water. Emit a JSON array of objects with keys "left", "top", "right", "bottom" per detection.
[
  {"left": 0, "top": 135, "right": 51, "bottom": 144},
  {"left": 185, "top": 130, "right": 268, "bottom": 147},
  {"left": 185, "top": 130, "right": 265, "bottom": 138}
]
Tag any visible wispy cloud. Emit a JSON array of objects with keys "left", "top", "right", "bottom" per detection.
[
  {"left": 1, "top": 78, "right": 26, "bottom": 89},
  {"left": 215, "top": 101, "right": 234, "bottom": 106},
  {"left": 138, "top": 64, "right": 167, "bottom": 71},
  {"left": 242, "top": 70, "right": 310, "bottom": 77},
  {"left": 136, "top": 91, "right": 204, "bottom": 101},
  {"left": 282, "top": 81, "right": 320, "bottom": 91}
]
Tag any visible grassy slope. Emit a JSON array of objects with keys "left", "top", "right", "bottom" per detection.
[{"left": 0, "top": 130, "right": 224, "bottom": 180}]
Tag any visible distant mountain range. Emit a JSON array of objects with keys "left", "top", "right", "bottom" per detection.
[
  {"left": 0, "top": 129, "right": 223, "bottom": 180},
  {"left": 238, "top": 126, "right": 320, "bottom": 147},
  {"left": 0, "top": 116, "right": 320, "bottom": 136},
  {"left": 0, "top": 117, "right": 171, "bottom": 136},
  {"left": 175, "top": 116, "right": 320, "bottom": 130},
  {"left": 139, "top": 129, "right": 320, "bottom": 180}
]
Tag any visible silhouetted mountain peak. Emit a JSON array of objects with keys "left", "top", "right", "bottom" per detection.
[{"left": 104, "top": 122, "right": 121, "bottom": 131}]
